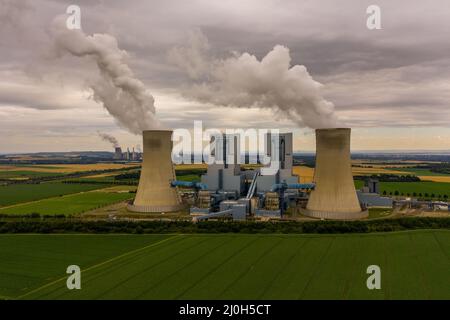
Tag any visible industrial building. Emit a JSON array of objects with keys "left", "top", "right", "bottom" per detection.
[
  {"left": 129, "top": 128, "right": 373, "bottom": 221},
  {"left": 112, "top": 146, "right": 141, "bottom": 161},
  {"left": 357, "top": 179, "right": 393, "bottom": 208}
]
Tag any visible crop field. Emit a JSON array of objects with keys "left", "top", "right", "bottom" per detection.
[
  {"left": 0, "top": 190, "right": 133, "bottom": 216},
  {"left": 379, "top": 181, "right": 450, "bottom": 196},
  {"left": 0, "top": 163, "right": 140, "bottom": 174},
  {"left": 389, "top": 167, "right": 450, "bottom": 176},
  {"left": 293, "top": 166, "right": 314, "bottom": 183},
  {"left": 0, "top": 183, "right": 108, "bottom": 207},
  {"left": 354, "top": 180, "right": 450, "bottom": 197},
  {"left": 1, "top": 230, "right": 449, "bottom": 300},
  {"left": 0, "top": 170, "right": 64, "bottom": 180}
]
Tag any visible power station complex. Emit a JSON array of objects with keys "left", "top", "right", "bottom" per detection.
[{"left": 127, "top": 128, "right": 369, "bottom": 220}]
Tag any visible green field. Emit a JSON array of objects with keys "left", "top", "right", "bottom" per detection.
[
  {"left": 389, "top": 167, "right": 450, "bottom": 176},
  {"left": 0, "top": 183, "right": 109, "bottom": 207},
  {"left": 0, "top": 191, "right": 133, "bottom": 216},
  {"left": 0, "top": 170, "right": 63, "bottom": 180},
  {"left": 355, "top": 180, "right": 450, "bottom": 197},
  {"left": 379, "top": 181, "right": 450, "bottom": 196},
  {"left": 1, "top": 231, "right": 449, "bottom": 300}
]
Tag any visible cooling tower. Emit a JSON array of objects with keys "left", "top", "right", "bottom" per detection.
[
  {"left": 127, "top": 130, "right": 183, "bottom": 213},
  {"left": 304, "top": 128, "right": 368, "bottom": 219}
]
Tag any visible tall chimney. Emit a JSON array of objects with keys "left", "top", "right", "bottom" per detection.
[
  {"left": 128, "top": 130, "right": 182, "bottom": 213},
  {"left": 304, "top": 128, "right": 368, "bottom": 219}
]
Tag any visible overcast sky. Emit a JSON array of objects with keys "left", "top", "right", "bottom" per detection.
[{"left": 1, "top": 0, "right": 450, "bottom": 153}]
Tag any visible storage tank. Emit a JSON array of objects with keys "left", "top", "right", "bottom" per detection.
[{"left": 304, "top": 128, "right": 368, "bottom": 219}]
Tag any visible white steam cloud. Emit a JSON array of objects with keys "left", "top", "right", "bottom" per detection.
[
  {"left": 169, "top": 30, "right": 339, "bottom": 129},
  {"left": 97, "top": 131, "right": 119, "bottom": 148},
  {"left": 51, "top": 15, "right": 161, "bottom": 134}
]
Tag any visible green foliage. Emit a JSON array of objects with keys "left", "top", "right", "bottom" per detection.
[
  {"left": 354, "top": 174, "right": 421, "bottom": 182},
  {"left": 0, "top": 217, "right": 449, "bottom": 234}
]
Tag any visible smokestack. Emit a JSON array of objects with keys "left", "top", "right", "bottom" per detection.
[
  {"left": 114, "top": 147, "right": 123, "bottom": 160},
  {"left": 128, "top": 130, "right": 182, "bottom": 213},
  {"left": 304, "top": 128, "right": 368, "bottom": 219}
]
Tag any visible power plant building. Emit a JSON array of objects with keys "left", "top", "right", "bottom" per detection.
[
  {"left": 255, "top": 132, "right": 299, "bottom": 192},
  {"left": 129, "top": 128, "right": 371, "bottom": 221},
  {"left": 201, "top": 134, "right": 245, "bottom": 194}
]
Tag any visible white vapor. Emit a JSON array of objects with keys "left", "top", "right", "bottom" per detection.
[
  {"left": 97, "top": 131, "right": 119, "bottom": 148},
  {"left": 169, "top": 30, "right": 339, "bottom": 129},
  {"left": 50, "top": 15, "right": 161, "bottom": 134}
]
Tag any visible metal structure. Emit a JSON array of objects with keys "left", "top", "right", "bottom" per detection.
[
  {"left": 256, "top": 132, "right": 299, "bottom": 192},
  {"left": 304, "top": 128, "right": 368, "bottom": 219},
  {"left": 201, "top": 133, "right": 245, "bottom": 194},
  {"left": 128, "top": 130, "right": 183, "bottom": 213},
  {"left": 113, "top": 147, "right": 123, "bottom": 160}
]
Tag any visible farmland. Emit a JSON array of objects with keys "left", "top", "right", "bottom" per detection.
[
  {"left": 0, "top": 230, "right": 448, "bottom": 300},
  {"left": 379, "top": 181, "right": 450, "bottom": 196},
  {"left": 0, "top": 190, "right": 134, "bottom": 216},
  {"left": 0, "top": 163, "right": 140, "bottom": 174},
  {"left": 0, "top": 183, "right": 108, "bottom": 207}
]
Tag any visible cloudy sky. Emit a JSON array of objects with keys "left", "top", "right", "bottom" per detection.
[{"left": 1, "top": 0, "right": 450, "bottom": 153}]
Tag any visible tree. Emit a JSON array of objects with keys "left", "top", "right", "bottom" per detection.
[
  {"left": 394, "top": 190, "right": 399, "bottom": 196},
  {"left": 383, "top": 190, "right": 387, "bottom": 195}
]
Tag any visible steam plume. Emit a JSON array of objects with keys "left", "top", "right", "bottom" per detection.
[
  {"left": 97, "top": 131, "right": 119, "bottom": 148},
  {"left": 169, "top": 30, "right": 339, "bottom": 129},
  {"left": 51, "top": 15, "right": 161, "bottom": 134}
]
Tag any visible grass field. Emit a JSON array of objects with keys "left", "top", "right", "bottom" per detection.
[
  {"left": 379, "top": 181, "right": 450, "bottom": 196},
  {"left": 354, "top": 180, "right": 450, "bottom": 197},
  {"left": 0, "top": 170, "right": 63, "bottom": 180},
  {"left": 1, "top": 231, "right": 449, "bottom": 300},
  {"left": 0, "top": 183, "right": 109, "bottom": 207},
  {"left": 0, "top": 190, "right": 133, "bottom": 215}
]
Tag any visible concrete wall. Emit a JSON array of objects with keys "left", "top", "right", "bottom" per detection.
[
  {"left": 305, "top": 128, "right": 366, "bottom": 219},
  {"left": 129, "top": 130, "right": 182, "bottom": 213}
]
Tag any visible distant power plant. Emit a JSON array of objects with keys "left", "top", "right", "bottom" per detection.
[
  {"left": 112, "top": 146, "right": 141, "bottom": 161},
  {"left": 128, "top": 127, "right": 369, "bottom": 220}
]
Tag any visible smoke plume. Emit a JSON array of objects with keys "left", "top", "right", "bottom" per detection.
[
  {"left": 169, "top": 30, "right": 339, "bottom": 129},
  {"left": 51, "top": 15, "right": 161, "bottom": 134},
  {"left": 97, "top": 131, "right": 119, "bottom": 148}
]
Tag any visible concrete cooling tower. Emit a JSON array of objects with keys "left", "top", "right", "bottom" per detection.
[
  {"left": 127, "top": 130, "right": 183, "bottom": 213},
  {"left": 304, "top": 128, "right": 368, "bottom": 219}
]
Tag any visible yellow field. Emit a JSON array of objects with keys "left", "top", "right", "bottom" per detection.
[
  {"left": 418, "top": 176, "right": 450, "bottom": 183},
  {"left": 0, "top": 163, "right": 140, "bottom": 173},
  {"left": 292, "top": 166, "right": 314, "bottom": 183},
  {"left": 293, "top": 165, "right": 412, "bottom": 182},
  {"left": 175, "top": 164, "right": 207, "bottom": 170},
  {"left": 351, "top": 167, "right": 409, "bottom": 175}
]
